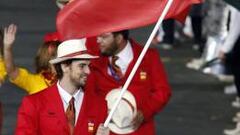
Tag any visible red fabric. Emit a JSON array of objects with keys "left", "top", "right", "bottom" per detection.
[
  {"left": 86, "top": 37, "right": 100, "bottom": 56},
  {"left": 15, "top": 84, "right": 105, "bottom": 135},
  {"left": 44, "top": 32, "right": 62, "bottom": 43},
  {"left": 57, "top": 0, "right": 202, "bottom": 40},
  {"left": 87, "top": 40, "right": 171, "bottom": 135}
]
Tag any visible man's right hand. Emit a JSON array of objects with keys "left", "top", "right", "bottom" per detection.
[
  {"left": 4, "top": 24, "right": 17, "bottom": 49},
  {"left": 131, "top": 110, "right": 144, "bottom": 130}
]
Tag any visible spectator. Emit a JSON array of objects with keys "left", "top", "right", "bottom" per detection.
[{"left": 3, "top": 24, "right": 61, "bottom": 94}]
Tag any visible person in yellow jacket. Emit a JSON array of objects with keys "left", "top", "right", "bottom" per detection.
[
  {"left": 3, "top": 24, "right": 61, "bottom": 95},
  {"left": 0, "top": 58, "right": 6, "bottom": 86}
]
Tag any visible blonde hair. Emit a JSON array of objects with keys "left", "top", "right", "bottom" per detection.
[{"left": 35, "top": 41, "right": 60, "bottom": 73}]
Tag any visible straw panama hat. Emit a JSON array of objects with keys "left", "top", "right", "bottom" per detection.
[
  {"left": 49, "top": 39, "right": 98, "bottom": 64},
  {"left": 105, "top": 88, "right": 137, "bottom": 134}
]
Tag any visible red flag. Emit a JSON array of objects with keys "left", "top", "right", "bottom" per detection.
[{"left": 57, "top": 0, "right": 202, "bottom": 40}]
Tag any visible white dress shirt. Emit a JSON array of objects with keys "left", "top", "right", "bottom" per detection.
[
  {"left": 108, "top": 41, "right": 133, "bottom": 75},
  {"left": 57, "top": 81, "right": 84, "bottom": 125}
]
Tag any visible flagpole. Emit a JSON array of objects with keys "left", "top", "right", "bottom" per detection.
[{"left": 103, "top": 0, "right": 174, "bottom": 127}]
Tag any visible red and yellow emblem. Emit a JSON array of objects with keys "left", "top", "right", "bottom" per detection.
[
  {"left": 140, "top": 71, "right": 147, "bottom": 80},
  {"left": 88, "top": 121, "right": 95, "bottom": 133}
]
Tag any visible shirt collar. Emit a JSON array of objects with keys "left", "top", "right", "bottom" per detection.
[
  {"left": 117, "top": 41, "right": 132, "bottom": 59},
  {"left": 57, "top": 81, "right": 83, "bottom": 104},
  {"left": 112, "top": 41, "right": 133, "bottom": 67}
]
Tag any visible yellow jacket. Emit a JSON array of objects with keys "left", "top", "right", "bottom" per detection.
[
  {"left": 0, "top": 58, "right": 6, "bottom": 82},
  {"left": 10, "top": 68, "right": 56, "bottom": 94}
]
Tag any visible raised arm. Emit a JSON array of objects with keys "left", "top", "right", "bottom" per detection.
[{"left": 3, "top": 24, "right": 19, "bottom": 80}]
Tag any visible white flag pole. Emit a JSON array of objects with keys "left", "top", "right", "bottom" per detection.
[{"left": 103, "top": 0, "right": 174, "bottom": 127}]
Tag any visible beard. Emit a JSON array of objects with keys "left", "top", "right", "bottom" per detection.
[
  {"left": 70, "top": 73, "right": 87, "bottom": 89},
  {"left": 101, "top": 41, "right": 118, "bottom": 56}
]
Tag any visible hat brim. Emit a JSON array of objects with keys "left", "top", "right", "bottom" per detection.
[
  {"left": 49, "top": 54, "right": 98, "bottom": 64},
  {"left": 108, "top": 122, "right": 137, "bottom": 134}
]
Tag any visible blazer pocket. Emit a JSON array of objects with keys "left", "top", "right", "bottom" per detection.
[{"left": 39, "top": 114, "right": 62, "bottom": 133}]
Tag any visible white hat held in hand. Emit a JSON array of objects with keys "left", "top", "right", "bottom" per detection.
[{"left": 105, "top": 88, "right": 137, "bottom": 134}]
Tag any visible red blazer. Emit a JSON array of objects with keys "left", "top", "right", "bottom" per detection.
[
  {"left": 15, "top": 84, "right": 104, "bottom": 135},
  {"left": 88, "top": 39, "right": 171, "bottom": 135}
]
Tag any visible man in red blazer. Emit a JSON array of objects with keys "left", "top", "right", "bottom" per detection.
[
  {"left": 15, "top": 39, "right": 108, "bottom": 135},
  {"left": 88, "top": 30, "right": 171, "bottom": 135}
]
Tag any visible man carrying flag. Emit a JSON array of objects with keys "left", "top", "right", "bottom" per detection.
[{"left": 87, "top": 30, "right": 171, "bottom": 135}]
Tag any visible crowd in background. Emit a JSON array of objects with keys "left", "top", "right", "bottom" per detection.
[{"left": 152, "top": 0, "right": 240, "bottom": 134}]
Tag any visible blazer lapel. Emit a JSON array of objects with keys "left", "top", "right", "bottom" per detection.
[
  {"left": 96, "top": 57, "right": 118, "bottom": 83},
  {"left": 74, "top": 92, "right": 87, "bottom": 134},
  {"left": 47, "top": 85, "right": 69, "bottom": 133},
  {"left": 75, "top": 91, "right": 102, "bottom": 135},
  {"left": 122, "top": 40, "right": 141, "bottom": 81}
]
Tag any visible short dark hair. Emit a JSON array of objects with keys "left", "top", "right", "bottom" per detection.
[
  {"left": 54, "top": 59, "right": 73, "bottom": 79},
  {"left": 113, "top": 30, "right": 129, "bottom": 40}
]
